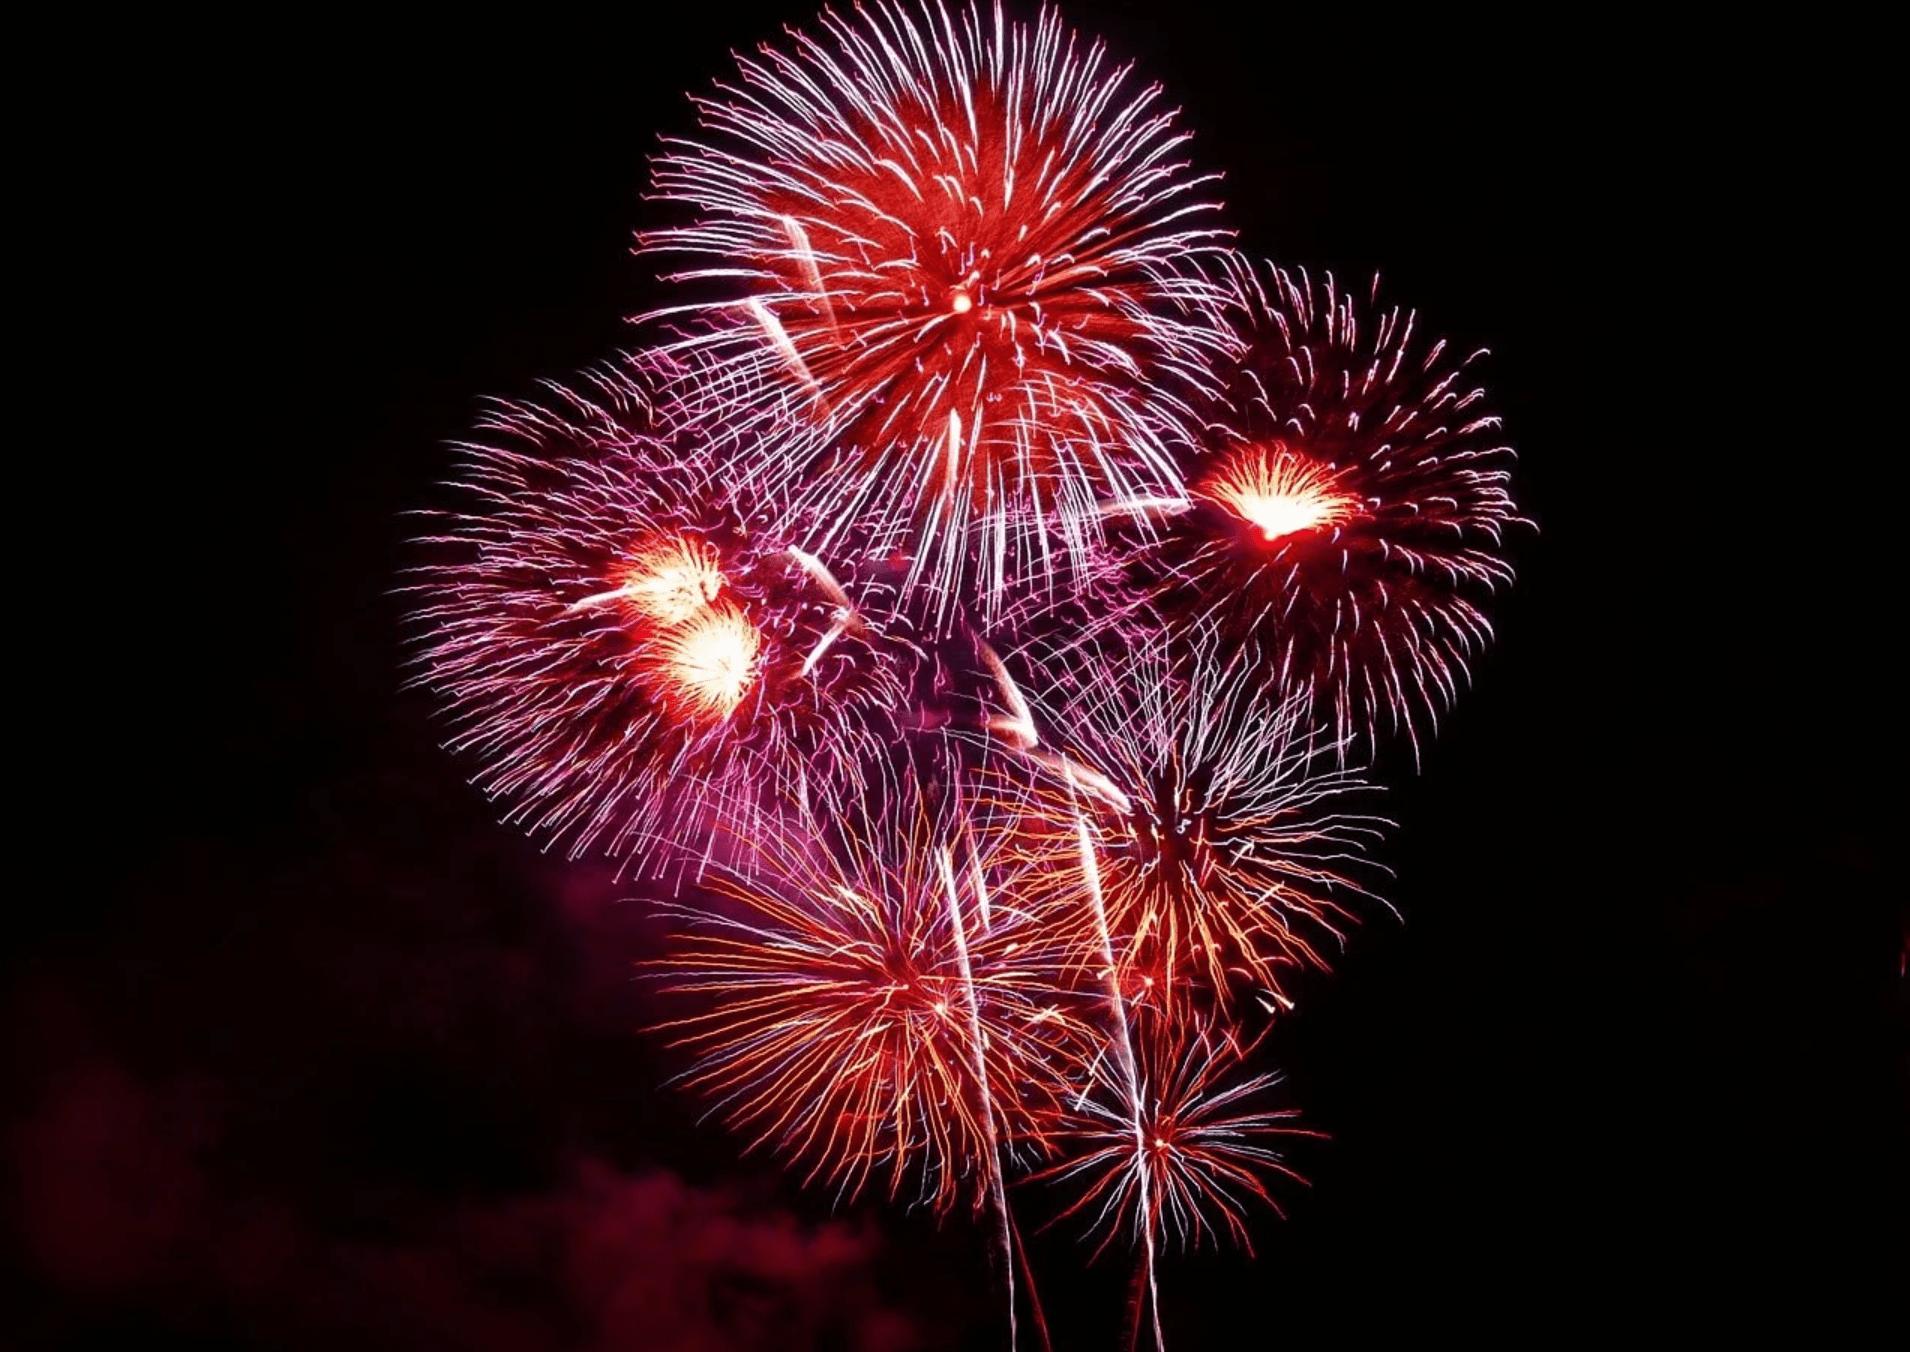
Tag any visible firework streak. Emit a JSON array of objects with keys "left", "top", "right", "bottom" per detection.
[{"left": 408, "top": 4, "right": 1522, "bottom": 1347}]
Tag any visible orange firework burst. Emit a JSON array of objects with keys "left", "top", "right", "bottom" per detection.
[
  {"left": 978, "top": 636, "right": 1389, "bottom": 1010},
  {"left": 653, "top": 768, "right": 1094, "bottom": 1214},
  {"left": 642, "top": 0, "right": 1240, "bottom": 621},
  {"left": 1035, "top": 1011, "right": 1318, "bottom": 1257}
]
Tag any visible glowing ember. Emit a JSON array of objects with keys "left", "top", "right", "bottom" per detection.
[
  {"left": 652, "top": 604, "right": 760, "bottom": 720},
  {"left": 617, "top": 535, "right": 724, "bottom": 625},
  {"left": 1111, "top": 267, "right": 1526, "bottom": 762},
  {"left": 1202, "top": 446, "right": 1361, "bottom": 543}
]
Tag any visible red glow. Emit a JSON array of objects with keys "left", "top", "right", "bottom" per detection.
[
  {"left": 643, "top": 1, "right": 1238, "bottom": 616},
  {"left": 410, "top": 7, "right": 1527, "bottom": 1324}
]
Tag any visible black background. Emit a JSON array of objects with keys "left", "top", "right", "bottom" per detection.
[{"left": 12, "top": 6, "right": 1901, "bottom": 1347}]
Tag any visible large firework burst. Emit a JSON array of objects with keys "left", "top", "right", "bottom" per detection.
[
  {"left": 641, "top": 0, "right": 1240, "bottom": 622},
  {"left": 1109, "top": 266, "right": 1524, "bottom": 761},
  {"left": 976, "top": 634, "right": 1390, "bottom": 1010},
  {"left": 652, "top": 766, "right": 1094, "bottom": 1215},
  {"left": 406, "top": 363, "right": 911, "bottom": 869}
]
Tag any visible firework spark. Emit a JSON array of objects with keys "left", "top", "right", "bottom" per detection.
[
  {"left": 1201, "top": 446, "right": 1361, "bottom": 544},
  {"left": 1060, "top": 753, "right": 1166, "bottom": 1352},
  {"left": 641, "top": 0, "right": 1240, "bottom": 622},
  {"left": 1107, "top": 266, "right": 1525, "bottom": 761},
  {"left": 979, "top": 635, "right": 1390, "bottom": 1010},
  {"left": 652, "top": 767, "right": 1094, "bottom": 1216},
  {"left": 569, "top": 532, "right": 726, "bottom": 625},
  {"left": 405, "top": 362, "right": 910, "bottom": 869}
]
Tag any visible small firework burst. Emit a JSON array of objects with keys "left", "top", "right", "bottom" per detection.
[
  {"left": 1200, "top": 445, "right": 1362, "bottom": 544},
  {"left": 1035, "top": 1011, "right": 1317, "bottom": 1257},
  {"left": 1107, "top": 266, "right": 1525, "bottom": 760},
  {"left": 641, "top": 0, "right": 1240, "bottom": 622},
  {"left": 405, "top": 362, "right": 911, "bottom": 870},
  {"left": 975, "top": 634, "right": 1389, "bottom": 1010},
  {"left": 652, "top": 765, "right": 1094, "bottom": 1214}
]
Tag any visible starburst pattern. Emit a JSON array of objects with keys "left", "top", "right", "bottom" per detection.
[
  {"left": 978, "top": 634, "right": 1390, "bottom": 1009},
  {"left": 1036, "top": 1012, "right": 1317, "bottom": 1256},
  {"left": 406, "top": 8, "right": 1525, "bottom": 1344},
  {"left": 641, "top": 0, "right": 1239, "bottom": 622},
  {"left": 653, "top": 768, "right": 1095, "bottom": 1214},
  {"left": 406, "top": 362, "right": 911, "bottom": 870},
  {"left": 1106, "top": 266, "right": 1525, "bottom": 760}
]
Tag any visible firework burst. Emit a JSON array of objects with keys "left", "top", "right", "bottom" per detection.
[
  {"left": 641, "top": 0, "right": 1240, "bottom": 622},
  {"left": 1036, "top": 1011, "right": 1317, "bottom": 1258},
  {"left": 977, "top": 634, "right": 1390, "bottom": 1010},
  {"left": 1106, "top": 266, "right": 1524, "bottom": 761},
  {"left": 406, "top": 363, "right": 911, "bottom": 869},
  {"left": 401, "top": 8, "right": 1532, "bottom": 1342},
  {"left": 652, "top": 765, "right": 1094, "bottom": 1216}
]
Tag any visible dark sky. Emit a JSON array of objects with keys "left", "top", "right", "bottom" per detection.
[{"left": 13, "top": 6, "right": 1901, "bottom": 1348}]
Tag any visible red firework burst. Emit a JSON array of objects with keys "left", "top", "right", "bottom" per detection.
[
  {"left": 976, "top": 634, "right": 1389, "bottom": 1010},
  {"left": 1034, "top": 1010, "right": 1317, "bottom": 1257},
  {"left": 641, "top": 0, "right": 1240, "bottom": 622},
  {"left": 405, "top": 363, "right": 912, "bottom": 869},
  {"left": 1109, "top": 266, "right": 1525, "bottom": 760},
  {"left": 652, "top": 767, "right": 1095, "bottom": 1214}
]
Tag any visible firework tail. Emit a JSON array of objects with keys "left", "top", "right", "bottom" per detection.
[
  {"left": 1064, "top": 766, "right": 1166, "bottom": 1352},
  {"left": 939, "top": 844, "right": 1022, "bottom": 1352}
]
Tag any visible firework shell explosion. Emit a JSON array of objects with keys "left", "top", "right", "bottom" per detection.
[
  {"left": 652, "top": 760, "right": 1098, "bottom": 1216},
  {"left": 969, "top": 632, "right": 1391, "bottom": 1012},
  {"left": 640, "top": 0, "right": 1241, "bottom": 625},
  {"left": 1102, "top": 265, "right": 1526, "bottom": 762},
  {"left": 407, "top": 3, "right": 1522, "bottom": 1346},
  {"left": 407, "top": 361, "right": 914, "bottom": 871},
  {"left": 1033, "top": 1009, "right": 1319, "bottom": 1259}
]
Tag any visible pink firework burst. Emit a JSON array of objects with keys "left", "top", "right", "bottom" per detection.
[
  {"left": 641, "top": 0, "right": 1241, "bottom": 622},
  {"left": 406, "top": 363, "right": 912, "bottom": 870},
  {"left": 1110, "top": 266, "right": 1526, "bottom": 761}
]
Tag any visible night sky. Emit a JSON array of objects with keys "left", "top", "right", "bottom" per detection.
[{"left": 12, "top": 7, "right": 1901, "bottom": 1347}]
